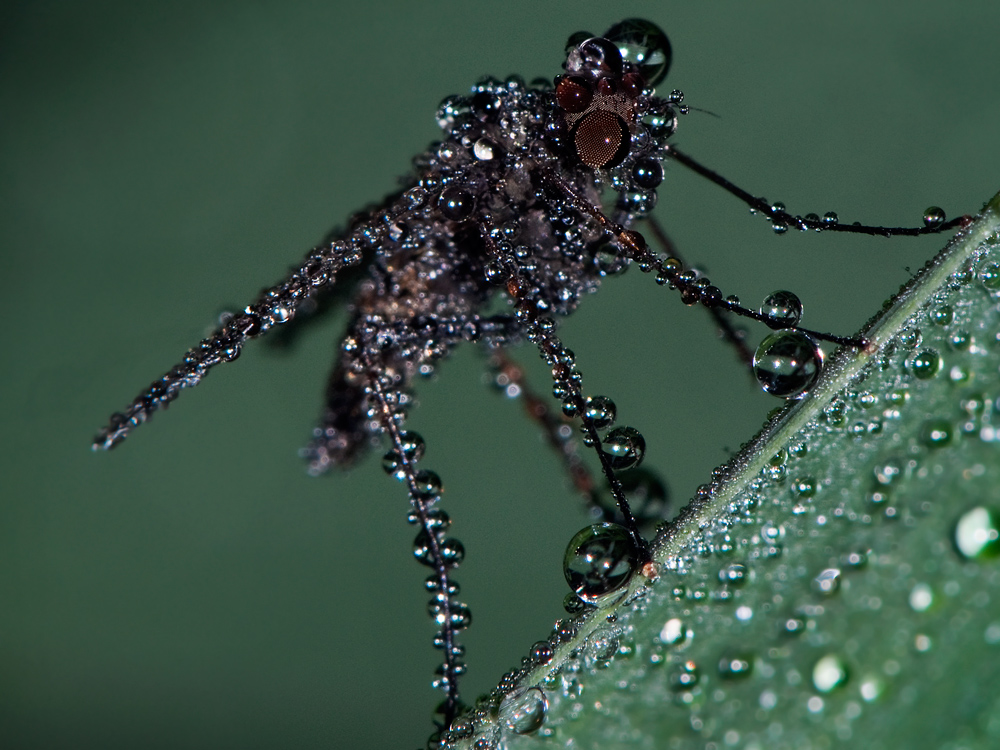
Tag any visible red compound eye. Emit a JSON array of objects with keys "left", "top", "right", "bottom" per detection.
[
  {"left": 573, "top": 110, "right": 630, "bottom": 169},
  {"left": 556, "top": 76, "right": 593, "bottom": 113}
]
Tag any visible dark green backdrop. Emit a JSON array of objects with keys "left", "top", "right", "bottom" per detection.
[{"left": 3, "top": 1, "right": 998, "bottom": 748}]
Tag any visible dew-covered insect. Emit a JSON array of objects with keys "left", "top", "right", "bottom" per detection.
[{"left": 92, "top": 18, "right": 964, "bottom": 741}]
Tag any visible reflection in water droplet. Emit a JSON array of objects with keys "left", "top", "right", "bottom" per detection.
[
  {"left": 813, "top": 654, "right": 849, "bottom": 692},
  {"left": 954, "top": 507, "right": 1000, "bottom": 559},
  {"left": 498, "top": 687, "right": 548, "bottom": 735},
  {"left": 753, "top": 330, "right": 823, "bottom": 398},
  {"left": 563, "top": 523, "right": 640, "bottom": 602}
]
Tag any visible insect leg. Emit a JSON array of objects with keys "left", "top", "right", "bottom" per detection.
[
  {"left": 666, "top": 145, "right": 970, "bottom": 236},
  {"left": 359, "top": 341, "right": 469, "bottom": 728},
  {"left": 92, "top": 238, "right": 368, "bottom": 450}
]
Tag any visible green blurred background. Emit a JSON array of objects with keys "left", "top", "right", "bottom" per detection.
[{"left": 2, "top": 1, "right": 998, "bottom": 747}]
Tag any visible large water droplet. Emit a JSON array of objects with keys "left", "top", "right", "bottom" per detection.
[
  {"left": 753, "top": 330, "right": 823, "bottom": 398},
  {"left": 563, "top": 523, "right": 640, "bottom": 603},
  {"left": 499, "top": 687, "right": 548, "bottom": 735},
  {"left": 602, "top": 426, "right": 646, "bottom": 470},
  {"left": 760, "top": 290, "right": 803, "bottom": 328},
  {"left": 954, "top": 507, "right": 1000, "bottom": 559},
  {"left": 603, "top": 18, "right": 672, "bottom": 86}
]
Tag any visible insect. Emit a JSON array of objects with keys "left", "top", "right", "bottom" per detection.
[{"left": 92, "top": 17, "right": 963, "bottom": 743}]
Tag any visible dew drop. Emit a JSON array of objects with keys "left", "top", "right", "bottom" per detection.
[
  {"left": 931, "top": 305, "right": 954, "bottom": 326},
  {"left": 659, "top": 617, "right": 688, "bottom": 646},
  {"left": 980, "top": 261, "right": 1000, "bottom": 291},
  {"left": 585, "top": 625, "right": 621, "bottom": 666},
  {"left": 759, "top": 290, "right": 803, "bottom": 328},
  {"left": 923, "top": 206, "right": 946, "bottom": 228},
  {"left": 603, "top": 18, "right": 672, "bottom": 86},
  {"left": 791, "top": 476, "right": 817, "bottom": 498},
  {"left": 919, "top": 419, "right": 952, "bottom": 448},
  {"left": 583, "top": 395, "right": 617, "bottom": 428},
  {"left": 753, "top": 330, "right": 823, "bottom": 398},
  {"left": 812, "top": 568, "right": 841, "bottom": 595},
  {"left": 953, "top": 506, "right": 1000, "bottom": 559},
  {"left": 718, "top": 652, "right": 754, "bottom": 680},
  {"left": 669, "top": 660, "right": 699, "bottom": 691},
  {"left": 812, "top": 654, "right": 849, "bottom": 692},
  {"left": 602, "top": 426, "right": 646, "bottom": 470},
  {"left": 908, "top": 349, "right": 941, "bottom": 380},
  {"left": 719, "top": 563, "right": 749, "bottom": 586},
  {"left": 563, "top": 523, "right": 640, "bottom": 603},
  {"left": 413, "top": 469, "right": 443, "bottom": 499},
  {"left": 498, "top": 687, "right": 548, "bottom": 735},
  {"left": 909, "top": 582, "right": 934, "bottom": 612}
]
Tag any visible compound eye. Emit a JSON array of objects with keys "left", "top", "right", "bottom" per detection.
[
  {"left": 573, "top": 110, "right": 630, "bottom": 169},
  {"left": 556, "top": 76, "right": 593, "bottom": 113}
]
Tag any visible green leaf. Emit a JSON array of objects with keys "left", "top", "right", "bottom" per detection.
[{"left": 449, "top": 192, "right": 1000, "bottom": 749}]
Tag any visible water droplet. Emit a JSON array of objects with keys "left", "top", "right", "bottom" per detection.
[
  {"left": 923, "top": 206, "right": 946, "bottom": 228},
  {"left": 791, "top": 476, "right": 817, "bottom": 498},
  {"left": 948, "top": 330, "right": 971, "bottom": 350},
  {"left": 668, "top": 660, "right": 699, "bottom": 691},
  {"left": 920, "top": 419, "right": 952, "bottom": 448},
  {"left": 529, "top": 641, "right": 554, "bottom": 665},
  {"left": 931, "top": 305, "right": 954, "bottom": 326},
  {"left": 909, "top": 582, "right": 934, "bottom": 612},
  {"left": 499, "top": 687, "right": 548, "bottom": 735},
  {"left": 563, "top": 523, "right": 640, "bottom": 603},
  {"left": 860, "top": 675, "right": 884, "bottom": 702},
  {"left": 753, "top": 330, "right": 823, "bottom": 398},
  {"left": 718, "top": 652, "right": 754, "bottom": 680},
  {"left": 954, "top": 506, "right": 1000, "bottom": 559},
  {"left": 585, "top": 625, "right": 620, "bottom": 667},
  {"left": 812, "top": 654, "right": 848, "bottom": 692},
  {"left": 812, "top": 568, "right": 841, "bottom": 595},
  {"left": 719, "top": 563, "right": 749, "bottom": 586},
  {"left": 631, "top": 156, "right": 664, "bottom": 189},
  {"left": 602, "top": 426, "right": 646, "bottom": 470},
  {"left": 760, "top": 290, "right": 803, "bottom": 328},
  {"left": 658, "top": 617, "right": 688, "bottom": 646},
  {"left": 603, "top": 18, "right": 672, "bottom": 86},
  {"left": 583, "top": 395, "right": 617, "bottom": 428},
  {"left": 473, "top": 137, "right": 496, "bottom": 161},
  {"left": 908, "top": 349, "right": 941, "bottom": 380},
  {"left": 413, "top": 470, "right": 443, "bottom": 499},
  {"left": 874, "top": 459, "right": 903, "bottom": 486},
  {"left": 980, "top": 262, "right": 1000, "bottom": 291},
  {"left": 438, "top": 186, "right": 476, "bottom": 221},
  {"left": 822, "top": 211, "right": 839, "bottom": 226}
]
